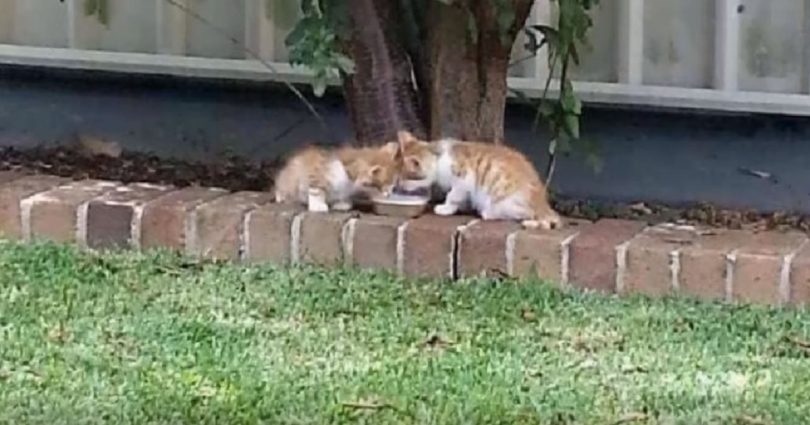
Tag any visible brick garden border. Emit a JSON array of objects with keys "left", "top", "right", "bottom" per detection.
[{"left": 2, "top": 170, "right": 810, "bottom": 307}]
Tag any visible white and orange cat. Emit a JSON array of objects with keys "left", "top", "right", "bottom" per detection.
[
  {"left": 274, "top": 142, "right": 399, "bottom": 212},
  {"left": 396, "top": 131, "right": 560, "bottom": 229}
]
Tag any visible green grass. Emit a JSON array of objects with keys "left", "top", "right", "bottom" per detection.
[{"left": 1, "top": 242, "right": 810, "bottom": 424}]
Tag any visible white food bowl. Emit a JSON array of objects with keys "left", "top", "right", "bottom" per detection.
[{"left": 371, "top": 193, "right": 429, "bottom": 218}]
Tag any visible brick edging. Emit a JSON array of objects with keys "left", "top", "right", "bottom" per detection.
[{"left": 1, "top": 174, "right": 809, "bottom": 307}]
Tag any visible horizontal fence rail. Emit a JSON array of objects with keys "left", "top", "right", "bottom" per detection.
[{"left": 0, "top": 0, "right": 809, "bottom": 116}]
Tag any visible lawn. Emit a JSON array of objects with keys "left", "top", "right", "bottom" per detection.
[{"left": 0, "top": 242, "right": 809, "bottom": 424}]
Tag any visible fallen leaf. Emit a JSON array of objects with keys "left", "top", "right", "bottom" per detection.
[
  {"left": 341, "top": 397, "right": 392, "bottom": 411},
  {"left": 738, "top": 167, "right": 772, "bottom": 180},
  {"left": 621, "top": 365, "right": 648, "bottom": 374},
  {"left": 75, "top": 134, "right": 123, "bottom": 158},
  {"left": 422, "top": 334, "right": 455, "bottom": 349},
  {"left": 629, "top": 202, "right": 653, "bottom": 215},
  {"left": 736, "top": 415, "right": 771, "bottom": 425},
  {"left": 487, "top": 268, "right": 510, "bottom": 279},
  {"left": 47, "top": 325, "right": 71, "bottom": 343},
  {"left": 784, "top": 336, "right": 810, "bottom": 355},
  {"left": 662, "top": 238, "right": 694, "bottom": 245},
  {"left": 610, "top": 412, "right": 648, "bottom": 424},
  {"left": 785, "top": 336, "right": 810, "bottom": 349}
]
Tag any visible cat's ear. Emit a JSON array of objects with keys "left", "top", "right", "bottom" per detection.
[
  {"left": 369, "top": 164, "right": 382, "bottom": 177},
  {"left": 428, "top": 142, "right": 442, "bottom": 155},
  {"left": 397, "top": 130, "right": 418, "bottom": 148},
  {"left": 381, "top": 141, "right": 400, "bottom": 159}
]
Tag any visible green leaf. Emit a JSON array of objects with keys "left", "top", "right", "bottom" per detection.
[
  {"left": 548, "top": 138, "right": 558, "bottom": 155},
  {"left": 563, "top": 113, "right": 580, "bottom": 139},
  {"left": 561, "top": 82, "right": 582, "bottom": 115},
  {"left": 322, "top": 0, "right": 351, "bottom": 40},
  {"left": 312, "top": 78, "right": 327, "bottom": 97},
  {"left": 585, "top": 152, "right": 603, "bottom": 173},
  {"left": 333, "top": 53, "right": 356, "bottom": 74},
  {"left": 301, "top": 0, "right": 317, "bottom": 16},
  {"left": 284, "top": 19, "right": 310, "bottom": 48},
  {"left": 539, "top": 101, "right": 556, "bottom": 119}
]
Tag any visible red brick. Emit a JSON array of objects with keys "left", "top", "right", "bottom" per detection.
[
  {"left": 731, "top": 231, "right": 807, "bottom": 305},
  {"left": 621, "top": 224, "right": 702, "bottom": 298},
  {"left": 21, "top": 180, "right": 119, "bottom": 244},
  {"left": 296, "top": 212, "right": 355, "bottom": 267},
  {"left": 84, "top": 183, "right": 174, "bottom": 250},
  {"left": 350, "top": 214, "right": 409, "bottom": 271},
  {"left": 511, "top": 219, "right": 589, "bottom": 283},
  {"left": 190, "top": 191, "right": 274, "bottom": 260},
  {"left": 568, "top": 219, "right": 645, "bottom": 293},
  {"left": 0, "top": 175, "right": 69, "bottom": 240},
  {"left": 790, "top": 244, "right": 810, "bottom": 306},
  {"left": 401, "top": 214, "right": 477, "bottom": 279},
  {"left": 458, "top": 221, "right": 522, "bottom": 278},
  {"left": 140, "top": 186, "right": 227, "bottom": 251},
  {"left": 243, "top": 202, "right": 304, "bottom": 265},
  {"left": 678, "top": 229, "right": 750, "bottom": 302}
]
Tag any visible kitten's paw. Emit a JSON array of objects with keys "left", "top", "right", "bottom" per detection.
[
  {"left": 522, "top": 213, "right": 561, "bottom": 230},
  {"left": 332, "top": 201, "right": 352, "bottom": 211},
  {"left": 434, "top": 204, "right": 458, "bottom": 216},
  {"left": 480, "top": 210, "right": 496, "bottom": 221},
  {"left": 308, "top": 203, "right": 329, "bottom": 213}
]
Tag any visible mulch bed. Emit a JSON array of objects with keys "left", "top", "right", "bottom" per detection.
[
  {"left": 0, "top": 145, "right": 280, "bottom": 193},
  {"left": 1, "top": 145, "right": 808, "bottom": 233}
]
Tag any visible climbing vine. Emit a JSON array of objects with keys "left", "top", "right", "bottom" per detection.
[
  {"left": 284, "top": 0, "right": 353, "bottom": 97},
  {"left": 523, "top": 0, "right": 601, "bottom": 181}
]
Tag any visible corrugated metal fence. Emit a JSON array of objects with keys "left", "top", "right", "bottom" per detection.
[{"left": 0, "top": 0, "right": 809, "bottom": 115}]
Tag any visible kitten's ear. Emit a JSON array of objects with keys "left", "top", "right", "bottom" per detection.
[
  {"left": 428, "top": 142, "right": 442, "bottom": 155},
  {"left": 397, "top": 130, "right": 418, "bottom": 148},
  {"left": 369, "top": 164, "right": 382, "bottom": 177},
  {"left": 381, "top": 141, "right": 400, "bottom": 159}
]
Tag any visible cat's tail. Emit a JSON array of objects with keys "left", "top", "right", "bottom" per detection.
[{"left": 522, "top": 187, "right": 561, "bottom": 230}]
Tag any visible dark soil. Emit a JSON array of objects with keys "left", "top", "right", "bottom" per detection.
[
  {"left": 552, "top": 198, "right": 810, "bottom": 233},
  {"left": 1, "top": 145, "right": 808, "bottom": 233},
  {"left": 0, "top": 145, "right": 280, "bottom": 192}
]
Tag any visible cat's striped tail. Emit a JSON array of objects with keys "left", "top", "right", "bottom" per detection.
[{"left": 522, "top": 187, "right": 561, "bottom": 230}]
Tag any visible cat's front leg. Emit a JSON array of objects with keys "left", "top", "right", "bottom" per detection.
[
  {"left": 433, "top": 184, "right": 467, "bottom": 216},
  {"left": 307, "top": 188, "right": 330, "bottom": 212}
]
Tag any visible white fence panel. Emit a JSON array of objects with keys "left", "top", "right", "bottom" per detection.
[
  {"left": 0, "top": 0, "right": 68, "bottom": 47},
  {"left": 185, "top": 0, "right": 246, "bottom": 58},
  {"left": 68, "top": 0, "right": 158, "bottom": 53},
  {"left": 0, "top": 0, "right": 808, "bottom": 116},
  {"left": 643, "top": 0, "right": 714, "bottom": 88},
  {"left": 738, "top": 0, "right": 805, "bottom": 94}
]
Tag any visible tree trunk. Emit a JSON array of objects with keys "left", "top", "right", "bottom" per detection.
[
  {"left": 341, "top": 0, "right": 425, "bottom": 144},
  {"left": 422, "top": 0, "right": 533, "bottom": 143}
]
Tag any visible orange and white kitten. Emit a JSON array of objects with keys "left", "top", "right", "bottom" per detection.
[
  {"left": 274, "top": 143, "right": 399, "bottom": 212},
  {"left": 396, "top": 131, "right": 560, "bottom": 229}
]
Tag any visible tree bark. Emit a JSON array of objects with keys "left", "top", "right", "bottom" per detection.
[
  {"left": 422, "top": 0, "right": 533, "bottom": 143},
  {"left": 341, "top": 0, "right": 425, "bottom": 144}
]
